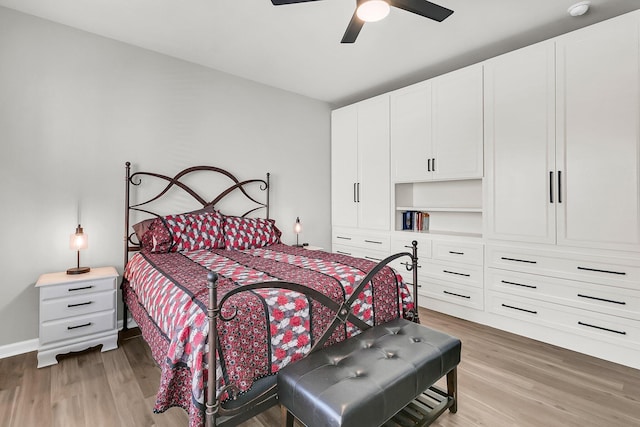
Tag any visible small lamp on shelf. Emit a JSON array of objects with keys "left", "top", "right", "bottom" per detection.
[
  {"left": 293, "top": 217, "right": 303, "bottom": 247},
  {"left": 67, "top": 224, "right": 90, "bottom": 275}
]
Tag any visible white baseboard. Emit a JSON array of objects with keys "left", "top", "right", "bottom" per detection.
[{"left": 0, "top": 338, "right": 38, "bottom": 359}]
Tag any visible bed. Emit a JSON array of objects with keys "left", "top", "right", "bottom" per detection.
[{"left": 121, "top": 162, "right": 420, "bottom": 427}]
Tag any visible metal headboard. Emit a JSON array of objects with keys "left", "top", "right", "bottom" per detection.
[{"left": 122, "top": 161, "right": 270, "bottom": 329}]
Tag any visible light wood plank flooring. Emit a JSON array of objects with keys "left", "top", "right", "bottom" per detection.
[{"left": 1, "top": 308, "right": 639, "bottom": 426}]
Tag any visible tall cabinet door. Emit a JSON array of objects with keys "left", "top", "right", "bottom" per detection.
[
  {"left": 556, "top": 13, "right": 640, "bottom": 252},
  {"left": 331, "top": 105, "right": 359, "bottom": 228},
  {"left": 358, "top": 95, "right": 391, "bottom": 230},
  {"left": 432, "top": 64, "right": 484, "bottom": 181},
  {"left": 390, "top": 82, "right": 432, "bottom": 183},
  {"left": 484, "top": 41, "right": 557, "bottom": 244}
]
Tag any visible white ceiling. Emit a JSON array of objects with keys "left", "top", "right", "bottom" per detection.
[{"left": 1, "top": 0, "right": 638, "bottom": 106}]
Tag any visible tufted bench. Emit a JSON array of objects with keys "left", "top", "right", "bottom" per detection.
[{"left": 277, "top": 317, "right": 461, "bottom": 427}]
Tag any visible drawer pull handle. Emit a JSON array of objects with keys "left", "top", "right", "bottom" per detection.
[
  {"left": 502, "top": 304, "right": 537, "bottom": 315},
  {"left": 443, "top": 270, "right": 470, "bottom": 277},
  {"left": 336, "top": 251, "right": 351, "bottom": 255},
  {"left": 67, "top": 301, "right": 93, "bottom": 308},
  {"left": 443, "top": 290, "right": 470, "bottom": 299},
  {"left": 336, "top": 236, "right": 352, "bottom": 240},
  {"left": 68, "top": 285, "right": 94, "bottom": 292},
  {"left": 449, "top": 251, "right": 465, "bottom": 255},
  {"left": 578, "top": 321, "right": 626, "bottom": 335},
  {"left": 577, "top": 266, "right": 626, "bottom": 276},
  {"left": 67, "top": 322, "right": 92, "bottom": 330},
  {"left": 577, "top": 294, "right": 626, "bottom": 305},
  {"left": 364, "top": 240, "right": 383, "bottom": 245},
  {"left": 401, "top": 262, "right": 421, "bottom": 269},
  {"left": 501, "top": 280, "right": 537, "bottom": 289},
  {"left": 558, "top": 171, "right": 562, "bottom": 204},
  {"left": 365, "top": 256, "right": 383, "bottom": 262},
  {"left": 501, "top": 257, "right": 537, "bottom": 264}
]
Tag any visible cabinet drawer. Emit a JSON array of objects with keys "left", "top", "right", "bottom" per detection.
[
  {"left": 486, "top": 245, "right": 640, "bottom": 289},
  {"left": 39, "top": 310, "right": 116, "bottom": 345},
  {"left": 388, "top": 257, "right": 421, "bottom": 290},
  {"left": 433, "top": 240, "right": 483, "bottom": 266},
  {"left": 422, "top": 279, "right": 484, "bottom": 310},
  {"left": 332, "top": 244, "right": 389, "bottom": 262},
  {"left": 488, "top": 292, "right": 640, "bottom": 350},
  {"left": 40, "top": 290, "right": 116, "bottom": 322},
  {"left": 40, "top": 276, "right": 116, "bottom": 300},
  {"left": 390, "top": 234, "right": 432, "bottom": 259},
  {"left": 487, "top": 269, "right": 640, "bottom": 321},
  {"left": 422, "top": 259, "right": 483, "bottom": 288},
  {"left": 332, "top": 229, "right": 390, "bottom": 252}
]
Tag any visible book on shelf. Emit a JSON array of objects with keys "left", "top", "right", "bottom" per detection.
[{"left": 402, "top": 211, "right": 430, "bottom": 231}]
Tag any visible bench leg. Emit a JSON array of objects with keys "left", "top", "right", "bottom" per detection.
[
  {"left": 281, "top": 404, "right": 295, "bottom": 427},
  {"left": 447, "top": 367, "right": 458, "bottom": 414}
]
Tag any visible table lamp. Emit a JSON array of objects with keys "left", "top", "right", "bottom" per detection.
[{"left": 67, "top": 224, "right": 90, "bottom": 274}]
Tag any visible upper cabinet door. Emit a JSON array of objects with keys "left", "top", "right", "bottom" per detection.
[
  {"left": 331, "top": 105, "right": 359, "bottom": 228},
  {"left": 390, "top": 65, "right": 484, "bottom": 183},
  {"left": 358, "top": 95, "right": 391, "bottom": 231},
  {"left": 432, "top": 64, "right": 484, "bottom": 181},
  {"left": 390, "top": 81, "right": 432, "bottom": 183},
  {"left": 556, "top": 13, "right": 640, "bottom": 252},
  {"left": 484, "top": 41, "right": 557, "bottom": 244}
]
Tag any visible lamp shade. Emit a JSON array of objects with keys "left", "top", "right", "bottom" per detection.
[
  {"left": 69, "top": 224, "right": 88, "bottom": 250},
  {"left": 294, "top": 217, "right": 302, "bottom": 234}
]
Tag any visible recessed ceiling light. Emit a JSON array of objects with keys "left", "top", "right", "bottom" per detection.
[{"left": 568, "top": 1, "right": 590, "bottom": 17}]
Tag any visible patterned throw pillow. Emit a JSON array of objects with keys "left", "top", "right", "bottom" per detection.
[
  {"left": 223, "top": 216, "right": 282, "bottom": 250},
  {"left": 141, "top": 210, "right": 225, "bottom": 253}
]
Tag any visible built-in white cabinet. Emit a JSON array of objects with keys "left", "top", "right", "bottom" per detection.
[
  {"left": 555, "top": 12, "right": 640, "bottom": 252},
  {"left": 485, "top": 13, "right": 640, "bottom": 253},
  {"left": 483, "top": 41, "right": 556, "bottom": 244},
  {"left": 331, "top": 95, "right": 390, "bottom": 231},
  {"left": 391, "top": 64, "right": 484, "bottom": 183},
  {"left": 331, "top": 9, "right": 640, "bottom": 370}
]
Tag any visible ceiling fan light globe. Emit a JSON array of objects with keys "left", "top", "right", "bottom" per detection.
[{"left": 356, "top": 0, "right": 390, "bottom": 23}]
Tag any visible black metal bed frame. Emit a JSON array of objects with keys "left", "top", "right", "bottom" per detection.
[{"left": 121, "top": 162, "right": 420, "bottom": 427}]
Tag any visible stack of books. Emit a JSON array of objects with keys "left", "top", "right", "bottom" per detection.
[{"left": 402, "top": 211, "right": 430, "bottom": 231}]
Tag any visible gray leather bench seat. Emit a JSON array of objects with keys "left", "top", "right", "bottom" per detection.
[{"left": 277, "top": 317, "right": 461, "bottom": 427}]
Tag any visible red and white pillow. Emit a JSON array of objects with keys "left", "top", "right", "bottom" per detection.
[
  {"left": 138, "top": 210, "right": 281, "bottom": 253},
  {"left": 141, "top": 210, "right": 225, "bottom": 253},
  {"left": 223, "top": 216, "right": 282, "bottom": 250}
]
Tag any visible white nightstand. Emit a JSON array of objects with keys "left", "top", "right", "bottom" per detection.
[{"left": 36, "top": 266, "right": 119, "bottom": 368}]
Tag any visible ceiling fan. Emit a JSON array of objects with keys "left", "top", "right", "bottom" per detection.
[{"left": 271, "top": 0, "right": 454, "bottom": 43}]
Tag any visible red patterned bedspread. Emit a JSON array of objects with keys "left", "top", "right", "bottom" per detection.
[{"left": 124, "top": 243, "right": 414, "bottom": 427}]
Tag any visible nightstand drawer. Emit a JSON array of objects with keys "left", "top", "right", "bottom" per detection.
[
  {"left": 40, "top": 290, "right": 116, "bottom": 322},
  {"left": 39, "top": 310, "right": 116, "bottom": 345},
  {"left": 40, "top": 276, "right": 116, "bottom": 300}
]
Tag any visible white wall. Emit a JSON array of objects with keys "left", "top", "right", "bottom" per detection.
[{"left": 0, "top": 7, "right": 331, "bottom": 347}]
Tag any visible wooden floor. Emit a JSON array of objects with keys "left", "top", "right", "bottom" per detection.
[{"left": 2, "top": 308, "right": 640, "bottom": 426}]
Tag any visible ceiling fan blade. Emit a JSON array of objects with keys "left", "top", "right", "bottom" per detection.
[
  {"left": 341, "top": 11, "right": 365, "bottom": 44},
  {"left": 389, "top": 0, "right": 454, "bottom": 22},
  {"left": 271, "top": 0, "right": 322, "bottom": 5}
]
